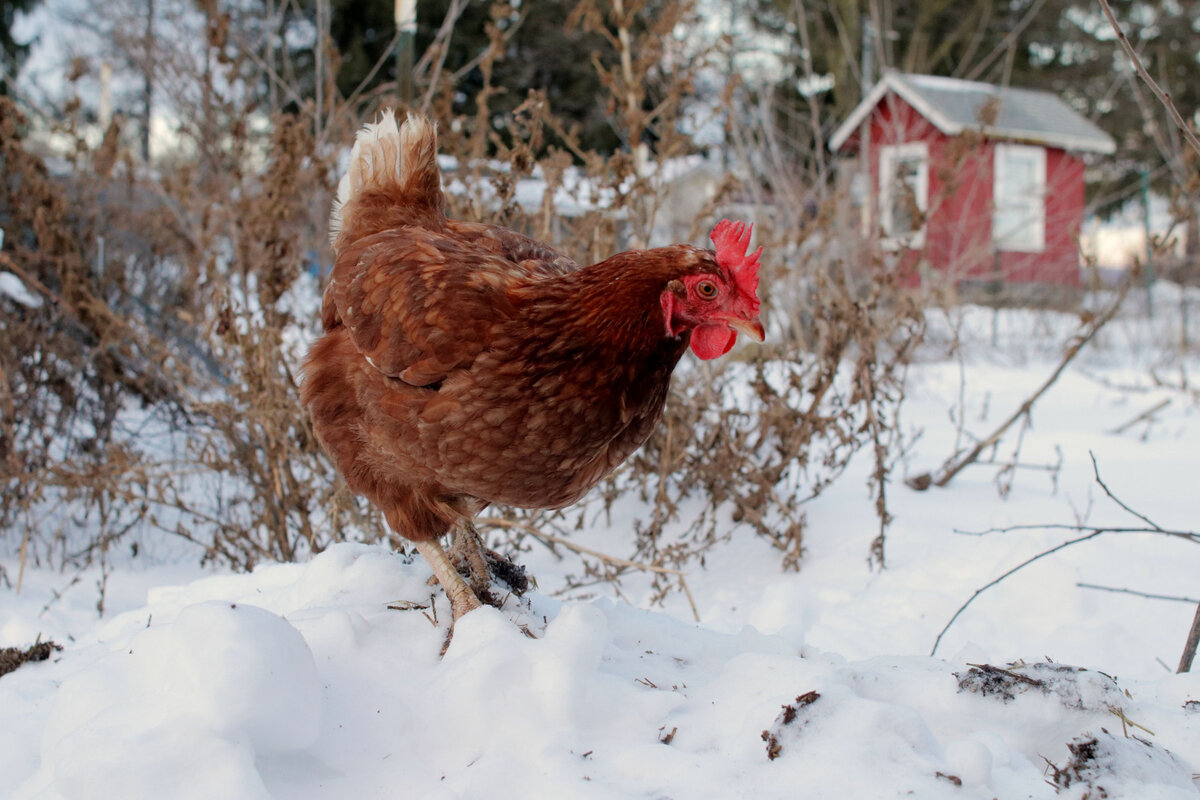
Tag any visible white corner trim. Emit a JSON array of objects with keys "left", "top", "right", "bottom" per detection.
[{"left": 829, "top": 73, "right": 961, "bottom": 152}]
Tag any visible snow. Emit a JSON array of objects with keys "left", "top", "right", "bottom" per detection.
[
  {"left": 0, "top": 272, "right": 42, "bottom": 308},
  {"left": 3, "top": 301, "right": 1200, "bottom": 799}
]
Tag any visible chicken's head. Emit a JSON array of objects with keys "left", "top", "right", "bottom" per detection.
[{"left": 659, "top": 219, "right": 765, "bottom": 360}]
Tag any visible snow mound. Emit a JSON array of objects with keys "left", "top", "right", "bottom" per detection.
[
  {"left": 956, "top": 661, "right": 1128, "bottom": 710},
  {"left": 14, "top": 601, "right": 320, "bottom": 800},
  {"left": 3, "top": 543, "right": 1197, "bottom": 799},
  {"left": 1048, "top": 729, "right": 1198, "bottom": 800}
]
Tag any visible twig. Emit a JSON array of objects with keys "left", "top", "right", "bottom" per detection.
[
  {"left": 16, "top": 526, "right": 29, "bottom": 594},
  {"left": 476, "top": 515, "right": 701, "bottom": 622},
  {"left": 478, "top": 516, "right": 684, "bottom": 576},
  {"left": 447, "top": 11, "right": 528, "bottom": 87},
  {"left": 0, "top": 251, "right": 53, "bottom": 298},
  {"left": 935, "top": 456, "right": 1200, "bottom": 658},
  {"left": 930, "top": 529, "right": 1107, "bottom": 656},
  {"left": 1179, "top": 601, "right": 1200, "bottom": 673},
  {"left": 1076, "top": 583, "right": 1198, "bottom": 604},
  {"left": 38, "top": 572, "right": 84, "bottom": 618},
  {"left": 1108, "top": 398, "right": 1171, "bottom": 435},
  {"left": 1089, "top": 451, "right": 1163, "bottom": 532},
  {"left": 226, "top": 30, "right": 306, "bottom": 109},
  {"left": 1109, "top": 706, "right": 1155, "bottom": 736},
  {"left": 965, "top": 662, "right": 1046, "bottom": 688},
  {"left": 909, "top": 280, "right": 1128, "bottom": 490},
  {"left": 963, "top": 0, "right": 1051, "bottom": 83},
  {"left": 1096, "top": 0, "right": 1200, "bottom": 160},
  {"left": 956, "top": 522, "right": 1198, "bottom": 543},
  {"left": 973, "top": 459, "right": 1061, "bottom": 473},
  {"left": 416, "top": 0, "right": 470, "bottom": 112},
  {"left": 333, "top": 30, "right": 402, "bottom": 125}
]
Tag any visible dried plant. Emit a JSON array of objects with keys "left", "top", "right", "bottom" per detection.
[{"left": 2, "top": 0, "right": 926, "bottom": 604}]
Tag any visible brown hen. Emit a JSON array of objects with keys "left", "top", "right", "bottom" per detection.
[{"left": 301, "top": 111, "right": 764, "bottom": 627}]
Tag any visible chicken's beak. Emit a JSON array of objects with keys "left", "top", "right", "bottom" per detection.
[{"left": 727, "top": 316, "right": 766, "bottom": 343}]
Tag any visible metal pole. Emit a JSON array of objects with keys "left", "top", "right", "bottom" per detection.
[{"left": 395, "top": 0, "right": 417, "bottom": 108}]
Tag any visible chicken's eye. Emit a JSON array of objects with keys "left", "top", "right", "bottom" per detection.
[{"left": 696, "top": 280, "right": 719, "bottom": 300}]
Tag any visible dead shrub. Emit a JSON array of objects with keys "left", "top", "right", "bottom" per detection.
[{"left": 1, "top": 0, "right": 922, "bottom": 600}]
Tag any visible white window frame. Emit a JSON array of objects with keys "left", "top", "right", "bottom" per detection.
[
  {"left": 992, "top": 143, "right": 1046, "bottom": 253},
  {"left": 878, "top": 141, "right": 930, "bottom": 250}
]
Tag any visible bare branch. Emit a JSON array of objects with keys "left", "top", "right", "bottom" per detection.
[
  {"left": 477, "top": 515, "right": 701, "bottom": 621},
  {"left": 1108, "top": 398, "right": 1171, "bottom": 435},
  {"left": 909, "top": 281, "right": 1130, "bottom": 490},
  {"left": 934, "top": 458, "right": 1200, "bottom": 659},
  {"left": 956, "top": 522, "right": 1199, "bottom": 543},
  {"left": 1179, "top": 602, "right": 1200, "bottom": 673},
  {"left": 415, "top": 0, "right": 471, "bottom": 112},
  {"left": 963, "top": 0, "right": 1050, "bottom": 83},
  {"left": 1089, "top": 451, "right": 1164, "bottom": 531},
  {"left": 1097, "top": 0, "right": 1200, "bottom": 159},
  {"left": 1076, "top": 583, "right": 1198, "bottom": 604},
  {"left": 478, "top": 516, "right": 685, "bottom": 577},
  {"left": 931, "top": 529, "right": 1107, "bottom": 656}
]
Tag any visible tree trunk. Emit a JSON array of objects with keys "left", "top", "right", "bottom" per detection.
[{"left": 140, "top": 0, "right": 154, "bottom": 163}]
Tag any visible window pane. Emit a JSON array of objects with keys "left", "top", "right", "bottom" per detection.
[
  {"left": 993, "top": 145, "right": 1045, "bottom": 252},
  {"left": 881, "top": 145, "right": 927, "bottom": 245},
  {"left": 889, "top": 157, "right": 922, "bottom": 234}
]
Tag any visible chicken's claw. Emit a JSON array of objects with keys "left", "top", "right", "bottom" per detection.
[
  {"left": 412, "top": 538, "right": 483, "bottom": 622},
  {"left": 439, "top": 522, "right": 532, "bottom": 603}
]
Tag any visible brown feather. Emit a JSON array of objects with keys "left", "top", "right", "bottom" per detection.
[{"left": 302, "top": 114, "right": 736, "bottom": 545}]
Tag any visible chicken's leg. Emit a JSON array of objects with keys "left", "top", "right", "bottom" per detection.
[
  {"left": 412, "top": 537, "right": 482, "bottom": 621},
  {"left": 447, "top": 522, "right": 498, "bottom": 597},
  {"left": 445, "top": 521, "right": 532, "bottom": 600}
]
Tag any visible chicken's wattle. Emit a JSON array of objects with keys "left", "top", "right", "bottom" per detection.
[{"left": 690, "top": 323, "right": 737, "bottom": 359}]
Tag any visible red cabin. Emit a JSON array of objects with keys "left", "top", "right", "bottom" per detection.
[{"left": 829, "top": 72, "right": 1115, "bottom": 293}]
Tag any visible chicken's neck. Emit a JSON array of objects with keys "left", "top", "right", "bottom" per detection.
[{"left": 515, "top": 246, "right": 697, "bottom": 368}]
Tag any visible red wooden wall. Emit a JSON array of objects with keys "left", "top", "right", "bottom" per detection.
[{"left": 857, "top": 94, "right": 1083, "bottom": 288}]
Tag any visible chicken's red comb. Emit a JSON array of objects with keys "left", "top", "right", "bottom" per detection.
[{"left": 710, "top": 219, "right": 762, "bottom": 302}]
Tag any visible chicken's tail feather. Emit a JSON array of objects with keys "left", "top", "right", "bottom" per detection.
[{"left": 330, "top": 110, "right": 444, "bottom": 245}]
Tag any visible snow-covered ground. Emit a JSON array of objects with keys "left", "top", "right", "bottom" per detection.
[{"left": 3, "top": 300, "right": 1200, "bottom": 799}]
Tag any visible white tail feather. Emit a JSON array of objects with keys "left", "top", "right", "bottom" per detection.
[{"left": 330, "top": 109, "right": 404, "bottom": 243}]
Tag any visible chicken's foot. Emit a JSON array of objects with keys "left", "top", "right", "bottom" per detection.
[
  {"left": 442, "top": 521, "right": 532, "bottom": 603},
  {"left": 412, "top": 537, "right": 482, "bottom": 623},
  {"left": 448, "top": 522, "right": 494, "bottom": 598},
  {"left": 413, "top": 525, "right": 536, "bottom": 652}
]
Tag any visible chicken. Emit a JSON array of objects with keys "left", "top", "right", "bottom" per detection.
[{"left": 301, "top": 111, "right": 764, "bottom": 628}]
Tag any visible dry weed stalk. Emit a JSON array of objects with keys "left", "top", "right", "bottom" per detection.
[
  {"left": 3, "top": 0, "right": 923, "bottom": 601},
  {"left": 909, "top": 276, "right": 1131, "bottom": 492}
]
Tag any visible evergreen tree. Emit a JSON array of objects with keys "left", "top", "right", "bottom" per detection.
[
  {"left": 752, "top": 0, "right": 1200, "bottom": 212},
  {"left": 0, "top": 0, "right": 41, "bottom": 96},
  {"left": 419, "top": 0, "right": 620, "bottom": 153},
  {"left": 1007, "top": 0, "right": 1200, "bottom": 214},
  {"left": 274, "top": 0, "right": 623, "bottom": 153}
]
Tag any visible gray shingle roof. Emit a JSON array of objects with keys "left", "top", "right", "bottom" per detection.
[{"left": 829, "top": 72, "right": 1116, "bottom": 154}]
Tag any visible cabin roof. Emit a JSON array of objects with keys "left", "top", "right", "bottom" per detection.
[{"left": 829, "top": 72, "right": 1117, "bottom": 155}]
